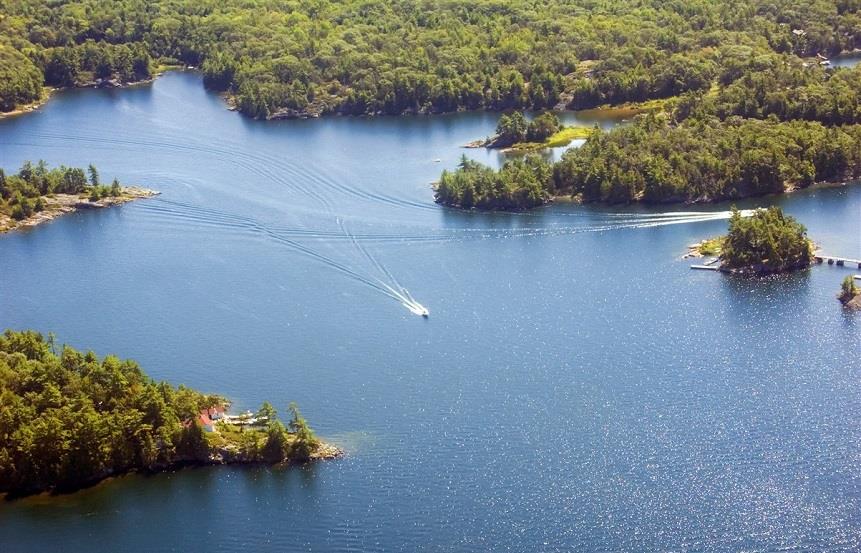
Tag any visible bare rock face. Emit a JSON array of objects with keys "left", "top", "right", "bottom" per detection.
[{"left": 842, "top": 292, "right": 861, "bottom": 309}]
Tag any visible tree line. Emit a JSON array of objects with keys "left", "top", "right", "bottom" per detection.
[
  {"left": 0, "top": 161, "right": 121, "bottom": 221},
  {"left": 0, "top": 330, "right": 320, "bottom": 495},
  {"left": 0, "top": 0, "right": 859, "bottom": 118},
  {"left": 436, "top": 109, "right": 861, "bottom": 209}
]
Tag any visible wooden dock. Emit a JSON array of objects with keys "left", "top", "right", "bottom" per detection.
[{"left": 814, "top": 255, "right": 861, "bottom": 268}]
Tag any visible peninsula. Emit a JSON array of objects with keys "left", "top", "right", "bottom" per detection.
[
  {"left": 0, "top": 329, "right": 341, "bottom": 498},
  {"left": 0, "top": 161, "right": 158, "bottom": 233},
  {"left": 436, "top": 111, "right": 861, "bottom": 210}
]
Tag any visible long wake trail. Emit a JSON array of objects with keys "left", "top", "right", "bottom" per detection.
[{"left": 337, "top": 217, "right": 428, "bottom": 315}]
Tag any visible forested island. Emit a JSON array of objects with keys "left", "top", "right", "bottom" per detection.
[
  {"left": 1, "top": 0, "right": 859, "bottom": 120},
  {"left": 839, "top": 276, "right": 861, "bottom": 308},
  {"left": 0, "top": 161, "right": 157, "bottom": 233},
  {"left": 689, "top": 207, "right": 814, "bottom": 275},
  {"left": 0, "top": 330, "right": 339, "bottom": 497}
]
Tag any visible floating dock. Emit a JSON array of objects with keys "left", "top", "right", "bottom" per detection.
[
  {"left": 690, "top": 264, "right": 719, "bottom": 271},
  {"left": 814, "top": 255, "right": 861, "bottom": 269}
]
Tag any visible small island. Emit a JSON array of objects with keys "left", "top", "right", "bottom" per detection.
[
  {"left": 0, "top": 161, "right": 158, "bottom": 233},
  {"left": 689, "top": 207, "right": 814, "bottom": 275},
  {"left": 839, "top": 276, "right": 861, "bottom": 308},
  {"left": 465, "top": 111, "right": 593, "bottom": 152},
  {"left": 0, "top": 329, "right": 341, "bottom": 498}
]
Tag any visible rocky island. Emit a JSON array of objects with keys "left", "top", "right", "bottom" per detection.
[
  {"left": 839, "top": 276, "right": 861, "bottom": 308},
  {"left": 0, "top": 329, "right": 341, "bottom": 498},
  {"left": 0, "top": 161, "right": 158, "bottom": 233}
]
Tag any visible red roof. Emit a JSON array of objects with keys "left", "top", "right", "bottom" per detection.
[{"left": 198, "top": 412, "right": 213, "bottom": 426}]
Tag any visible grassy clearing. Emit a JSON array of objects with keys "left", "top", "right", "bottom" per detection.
[
  {"left": 507, "top": 126, "right": 595, "bottom": 152},
  {"left": 696, "top": 236, "right": 725, "bottom": 256}
]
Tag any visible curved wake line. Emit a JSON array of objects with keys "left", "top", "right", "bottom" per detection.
[
  {"left": 135, "top": 198, "right": 742, "bottom": 316},
  {"left": 140, "top": 198, "right": 742, "bottom": 244},
  {"left": 15, "top": 130, "right": 436, "bottom": 214},
  {"left": 338, "top": 217, "right": 428, "bottom": 316}
]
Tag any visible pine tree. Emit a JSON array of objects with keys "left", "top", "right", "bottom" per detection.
[{"left": 88, "top": 164, "right": 99, "bottom": 187}]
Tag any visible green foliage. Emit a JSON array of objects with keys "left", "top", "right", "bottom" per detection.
[
  {"left": 436, "top": 155, "right": 553, "bottom": 210},
  {"left": 88, "top": 165, "right": 99, "bottom": 187},
  {"left": 839, "top": 275, "right": 860, "bottom": 303},
  {"left": 256, "top": 401, "right": 277, "bottom": 421},
  {"left": 0, "top": 46, "right": 43, "bottom": 111},
  {"left": 720, "top": 207, "right": 813, "bottom": 272},
  {"left": 2, "top": 0, "right": 858, "bottom": 117},
  {"left": 707, "top": 61, "right": 861, "bottom": 125},
  {"left": 697, "top": 237, "right": 725, "bottom": 256},
  {"left": 440, "top": 112, "right": 861, "bottom": 210},
  {"left": 526, "top": 113, "right": 561, "bottom": 142},
  {"left": 261, "top": 420, "right": 290, "bottom": 463},
  {"left": 495, "top": 112, "right": 528, "bottom": 147},
  {"left": 287, "top": 402, "right": 319, "bottom": 461},
  {"left": 2, "top": 161, "right": 96, "bottom": 198},
  {"left": 554, "top": 114, "right": 861, "bottom": 204},
  {"left": 37, "top": 41, "right": 152, "bottom": 88},
  {"left": 176, "top": 421, "right": 210, "bottom": 461},
  {"left": 1, "top": 161, "right": 123, "bottom": 220},
  {"left": 0, "top": 330, "right": 323, "bottom": 494},
  {"left": 0, "top": 330, "right": 218, "bottom": 493}
]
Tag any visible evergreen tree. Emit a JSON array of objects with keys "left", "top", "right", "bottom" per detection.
[{"left": 88, "top": 165, "right": 100, "bottom": 187}]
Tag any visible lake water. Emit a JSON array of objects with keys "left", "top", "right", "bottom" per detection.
[
  {"left": 1, "top": 72, "right": 859, "bottom": 552},
  {"left": 831, "top": 52, "right": 861, "bottom": 69}
]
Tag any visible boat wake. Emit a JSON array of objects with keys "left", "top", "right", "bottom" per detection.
[{"left": 338, "top": 217, "right": 429, "bottom": 317}]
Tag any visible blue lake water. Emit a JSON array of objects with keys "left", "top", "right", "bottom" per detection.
[
  {"left": 1, "top": 72, "right": 859, "bottom": 552},
  {"left": 831, "top": 52, "right": 861, "bottom": 68}
]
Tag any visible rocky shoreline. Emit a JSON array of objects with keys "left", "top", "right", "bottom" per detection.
[
  {"left": 2, "top": 441, "right": 343, "bottom": 499},
  {"left": 0, "top": 187, "right": 160, "bottom": 234},
  {"left": 841, "top": 292, "right": 861, "bottom": 309}
]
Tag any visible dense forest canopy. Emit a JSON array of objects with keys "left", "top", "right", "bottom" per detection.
[
  {"left": 0, "top": 0, "right": 860, "bottom": 118},
  {"left": 0, "top": 330, "right": 222, "bottom": 494},
  {"left": 435, "top": 110, "right": 861, "bottom": 208},
  {"left": 0, "top": 330, "right": 320, "bottom": 495},
  {"left": 720, "top": 206, "right": 813, "bottom": 272},
  {"left": 436, "top": 155, "right": 552, "bottom": 210}
]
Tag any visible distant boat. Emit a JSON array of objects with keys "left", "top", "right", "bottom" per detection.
[
  {"left": 433, "top": 158, "right": 441, "bottom": 163},
  {"left": 420, "top": 307, "right": 430, "bottom": 318}
]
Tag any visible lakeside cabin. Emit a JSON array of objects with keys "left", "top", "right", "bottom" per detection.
[
  {"left": 189, "top": 405, "right": 226, "bottom": 432},
  {"left": 183, "top": 405, "right": 268, "bottom": 433}
]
